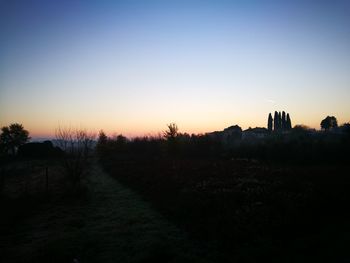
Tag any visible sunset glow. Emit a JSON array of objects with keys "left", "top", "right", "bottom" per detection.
[{"left": 1, "top": 1, "right": 350, "bottom": 138}]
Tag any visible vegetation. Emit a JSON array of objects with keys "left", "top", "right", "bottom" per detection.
[
  {"left": 55, "top": 127, "right": 95, "bottom": 186},
  {"left": 0, "top": 123, "right": 30, "bottom": 156},
  {"left": 268, "top": 113, "right": 273, "bottom": 132},
  {"left": 96, "top": 119, "right": 350, "bottom": 262},
  {"left": 18, "top": 141, "right": 63, "bottom": 159},
  {"left": 164, "top": 123, "right": 179, "bottom": 140},
  {"left": 270, "top": 111, "right": 292, "bottom": 132},
  {"left": 1, "top": 116, "right": 350, "bottom": 262},
  {"left": 0, "top": 159, "right": 201, "bottom": 263},
  {"left": 320, "top": 116, "right": 338, "bottom": 131}
]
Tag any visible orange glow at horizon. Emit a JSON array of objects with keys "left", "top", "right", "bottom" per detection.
[{"left": 2, "top": 111, "right": 349, "bottom": 140}]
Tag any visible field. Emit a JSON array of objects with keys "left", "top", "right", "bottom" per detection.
[
  {"left": 100, "top": 155, "right": 350, "bottom": 262},
  {"left": 1, "top": 149, "right": 350, "bottom": 262},
  {"left": 0, "top": 159, "right": 208, "bottom": 263}
]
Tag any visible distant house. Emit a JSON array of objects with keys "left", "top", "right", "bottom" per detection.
[
  {"left": 222, "top": 125, "right": 243, "bottom": 141},
  {"left": 207, "top": 125, "right": 242, "bottom": 145},
  {"left": 242, "top": 127, "right": 268, "bottom": 140}
]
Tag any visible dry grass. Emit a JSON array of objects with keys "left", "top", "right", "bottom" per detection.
[{"left": 0, "top": 159, "right": 209, "bottom": 263}]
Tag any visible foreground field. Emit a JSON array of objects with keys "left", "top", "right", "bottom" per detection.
[
  {"left": 2, "top": 155, "right": 350, "bottom": 262},
  {"left": 0, "top": 160, "right": 207, "bottom": 263},
  {"left": 100, "top": 156, "right": 350, "bottom": 262}
]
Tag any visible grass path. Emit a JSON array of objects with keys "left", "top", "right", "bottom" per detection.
[{"left": 1, "top": 161, "right": 209, "bottom": 263}]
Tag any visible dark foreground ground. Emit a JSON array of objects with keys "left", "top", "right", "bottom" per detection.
[
  {"left": 1, "top": 157, "right": 350, "bottom": 262},
  {"left": 0, "top": 159, "right": 208, "bottom": 263},
  {"left": 100, "top": 156, "right": 350, "bottom": 263}
]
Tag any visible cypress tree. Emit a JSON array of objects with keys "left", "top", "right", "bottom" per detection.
[
  {"left": 286, "top": 113, "right": 292, "bottom": 130},
  {"left": 274, "top": 111, "right": 279, "bottom": 131},
  {"left": 278, "top": 112, "right": 282, "bottom": 131},
  {"left": 282, "top": 111, "right": 286, "bottom": 130},
  {"left": 268, "top": 113, "right": 273, "bottom": 132}
]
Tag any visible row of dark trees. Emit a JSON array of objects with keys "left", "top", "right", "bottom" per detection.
[
  {"left": 268, "top": 111, "right": 292, "bottom": 132},
  {"left": 0, "top": 115, "right": 346, "bottom": 160}
]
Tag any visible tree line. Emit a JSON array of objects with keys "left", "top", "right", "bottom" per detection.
[
  {"left": 268, "top": 111, "right": 292, "bottom": 132},
  {"left": 1, "top": 114, "right": 349, "bottom": 163}
]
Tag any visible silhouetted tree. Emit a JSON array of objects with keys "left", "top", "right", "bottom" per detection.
[
  {"left": 164, "top": 123, "right": 179, "bottom": 156},
  {"left": 320, "top": 116, "right": 338, "bottom": 131},
  {"left": 274, "top": 111, "right": 279, "bottom": 131},
  {"left": 340, "top": 123, "right": 350, "bottom": 134},
  {"left": 293, "top": 125, "right": 311, "bottom": 132},
  {"left": 0, "top": 123, "right": 30, "bottom": 155},
  {"left": 96, "top": 130, "right": 108, "bottom": 156},
  {"left": 56, "top": 127, "right": 95, "bottom": 185},
  {"left": 115, "top": 134, "right": 127, "bottom": 148},
  {"left": 97, "top": 130, "right": 108, "bottom": 145},
  {"left": 268, "top": 113, "right": 273, "bottom": 132},
  {"left": 286, "top": 113, "right": 292, "bottom": 130},
  {"left": 164, "top": 123, "right": 178, "bottom": 141},
  {"left": 278, "top": 112, "right": 282, "bottom": 130},
  {"left": 282, "top": 111, "right": 286, "bottom": 130}
]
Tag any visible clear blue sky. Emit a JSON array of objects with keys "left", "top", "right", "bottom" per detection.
[{"left": 1, "top": 0, "right": 350, "bottom": 137}]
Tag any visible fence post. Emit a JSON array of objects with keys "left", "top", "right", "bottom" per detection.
[
  {"left": 45, "top": 167, "right": 49, "bottom": 193},
  {"left": 0, "top": 168, "right": 4, "bottom": 195}
]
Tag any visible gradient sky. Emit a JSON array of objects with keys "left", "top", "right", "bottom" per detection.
[{"left": 1, "top": 0, "right": 350, "bottom": 138}]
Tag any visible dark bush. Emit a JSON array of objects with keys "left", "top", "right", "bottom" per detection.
[{"left": 18, "top": 141, "right": 63, "bottom": 159}]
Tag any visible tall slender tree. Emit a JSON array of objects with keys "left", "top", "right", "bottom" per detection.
[
  {"left": 286, "top": 113, "right": 292, "bottom": 130},
  {"left": 268, "top": 113, "right": 273, "bottom": 132},
  {"left": 282, "top": 111, "right": 286, "bottom": 130},
  {"left": 278, "top": 112, "right": 282, "bottom": 131},
  {"left": 274, "top": 111, "right": 279, "bottom": 131}
]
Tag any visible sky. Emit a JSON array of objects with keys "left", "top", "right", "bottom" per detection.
[{"left": 1, "top": 0, "right": 350, "bottom": 138}]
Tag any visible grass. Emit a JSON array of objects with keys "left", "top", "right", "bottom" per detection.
[
  {"left": 0, "top": 159, "right": 210, "bottom": 263},
  {"left": 3, "top": 155, "right": 350, "bottom": 262},
  {"left": 100, "top": 156, "right": 350, "bottom": 262}
]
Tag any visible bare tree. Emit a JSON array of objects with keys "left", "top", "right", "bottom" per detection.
[{"left": 55, "top": 127, "right": 95, "bottom": 185}]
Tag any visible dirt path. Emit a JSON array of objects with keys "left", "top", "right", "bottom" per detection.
[
  {"left": 1, "top": 161, "right": 208, "bottom": 263},
  {"left": 82, "top": 162, "right": 206, "bottom": 262}
]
